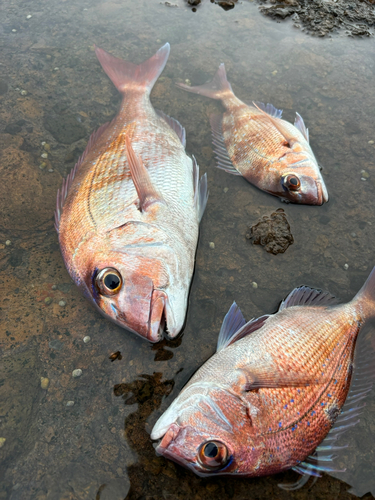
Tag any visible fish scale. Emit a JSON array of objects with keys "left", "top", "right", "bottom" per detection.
[
  {"left": 56, "top": 43, "right": 208, "bottom": 342},
  {"left": 152, "top": 269, "right": 375, "bottom": 482}
]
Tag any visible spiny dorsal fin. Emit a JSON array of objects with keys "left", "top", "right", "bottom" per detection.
[
  {"left": 125, "top": 135, "right": 165, "bottom": 212},
  {"left": 156, "top": 109, "right": 186, "bottom": 148},
  {"left": 279, "top": 286, "right": 338, "bottom": 311},
  {"left": 253, "top": 101, "right": 299, "bottom": 146},
  {"left": 294, "top": 112, "right": 309, "bottom": 142}
]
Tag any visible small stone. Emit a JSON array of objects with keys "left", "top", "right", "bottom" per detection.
[
  {"left": 41, "top": 141, "right": 46, "bottom": 145},
  {"left": 361, "top": 177, "right": 367, "bottom": 181},
  {"left": 368, "top": 140, "right": 374, "bottom": 144},
  {"left": 5, "top": 240, "right": 11, "bottom": 246},
  {"left": 51, "top": 284, "right": 57, "bottom": 290},
  {"left": 209, "top": 242, "right": 215, "bottom": 249},
  {"left": 26, "top": 14, "right": 32, "bottom": 19},
  {"left": 184, "top": 79, "right": 191, "bottom": 86},
  {"left": 223, "top": 187, "right": 229, "bottom": 193},
  {"left": 12, "top": 29, "right": 17, "bottom": 33},
  {"left": 20, "top": 89, "right": 27, "bottom": 96},
  {"left": 48, "top": 169, "right": 54, "bottom": 173},
  {"left": 344, "top": 263, "right": 349, "bottom": 270},
  {"left": 66, "top": 401, "right": 75, "bottom": 407},
  {"left": 59, "top": 300, "right": 66, "bottom": 307},
  {"left": 72, "top": 369, "right": 82, "bottom": 378},
  {"left": 351, "top": 233, "right": 357, "bottom": 238},
  {"left": 0, "top": 438, "right": 6, "bottom": 448},
  {"left": 272, "top": 70, "right": 278, "bottom": 75},
  {"left": 40, "top": 377, "right": 49, "bottom": 390},
  {"left": 361, "top": 171, "right": 369, "bottom": 179},
  {"left": 53, "top": 67, "right": 59, "bottom": 71},
  {"left": 43, "top": 143, "right": 51, "bottom": 152},
  {"left": 83, "top": 336, "right": 91, "bottom": 343},
  {"left": 39, "top": 162, "right": 47, "bottom": 170},
  {"left": 41, "top": 152, "right": 48, "bottom": 158},
  {"left": 44, "top": 297, "right": 52, "bottom": 305},
  {"left": 251, "top": 282, "right": 258, "bottom": 289}
]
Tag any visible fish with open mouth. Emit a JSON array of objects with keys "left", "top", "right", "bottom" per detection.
[
  {"left": 55, "top": 44, "right": 208, "bottom": 342},
  {"left": 151, "top": 267, "right": 375, "bottom": 486},
  {"left": 177, "top": 64, "right": 328, "bottom": 205}
]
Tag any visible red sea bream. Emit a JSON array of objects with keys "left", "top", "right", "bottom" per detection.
[
  {"left": 178, "top": 64, "right": 328, "bottom": 205},
  {"left": 55, "top": 44, "right": 208, "bottom": 342},
  {"left": 152, "top": 268, "right": 375, "bottom": 485}
]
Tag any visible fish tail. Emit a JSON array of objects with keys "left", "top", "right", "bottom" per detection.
[
  {"left": 176, "top": 63, "right": 233, "bottom": 101},
  {"left": 94, "top": 43, "right": 170, "bottom": 94},
  {"left": 353, "top": 266, "right": 375, "bottom": 318}
]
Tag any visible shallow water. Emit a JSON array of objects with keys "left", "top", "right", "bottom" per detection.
[{"left": 1, "top": 0, "right": 375, "bottom": 498}]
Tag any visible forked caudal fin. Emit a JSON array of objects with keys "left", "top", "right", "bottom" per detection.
[
  {"left": 95, "top": 43, "right": 170, "bottom": 94},
  {"left": 176, "top": 63, "right": 233, "bottom": 100}
]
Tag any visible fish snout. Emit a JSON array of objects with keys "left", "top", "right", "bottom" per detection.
[{"left": 148, "top": 289, "right": 168, "bottom": 342}]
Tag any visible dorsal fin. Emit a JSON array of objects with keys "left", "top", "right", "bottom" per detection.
[
  {"left": 156, "top": 109, "right": 186, "bottom": 148},
  {"left": 217, "top": 302, "right": 246, "bottom": 352},
  {"left": 279, "top": 286, "right": 338, "bottom": 311},
  {"left": 54, "top": 120, "right": 111, "bottom": 232},
  {"left": 125, "top": 135, "right": 165, "bottom": 212},
  {"left": 253, "top": 101, "right": 283, "bottom": 119},
  {"left": 294, "top": 112, "right": 309, "bottom": 142},
  {"left": 253, "top": 101, "right": 299, "bottom": 146}
]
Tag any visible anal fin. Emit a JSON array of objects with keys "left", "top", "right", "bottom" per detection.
[{"left": 210, "top": 114, "right": 241, "bottom": 176}]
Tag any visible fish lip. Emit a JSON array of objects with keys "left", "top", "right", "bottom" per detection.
[{"left": 147, "top": 289, "right": 168, "bottom": 343}]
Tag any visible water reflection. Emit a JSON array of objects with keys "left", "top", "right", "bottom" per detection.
[{"left": 1, "top": 0, "right": 375, "bottom": 498}]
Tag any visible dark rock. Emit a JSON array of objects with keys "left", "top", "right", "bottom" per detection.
[
  {"left": 44, "top": 113, "right": 86, "bottom": 144},
  {"left": 246, "top": 208, "right": 294, "bottom": 254}
]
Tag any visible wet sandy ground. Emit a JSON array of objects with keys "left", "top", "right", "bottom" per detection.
[{"left": 1, "top": 0, "right": 375, "bottom": 499}]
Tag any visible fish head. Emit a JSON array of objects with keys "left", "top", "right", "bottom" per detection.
[
  {"left": 75, "top": 246, "right": 171, "bottom": 342},
  {"left": 151, "top": 385, "right": 262, "bottom": 476},
  {"left": 274, "top": 164, "right": 329, "bottom": 205}
]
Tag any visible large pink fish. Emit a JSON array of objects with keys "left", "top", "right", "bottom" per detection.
[
  {"left": 152, "top": 267, "right": 375, "bottom": 487},
  {"left": 178, "top": 64, "right": 328, "bottom": 205},
  {"left": 55, "top": 44, "right": 208, "bottom": 342}
]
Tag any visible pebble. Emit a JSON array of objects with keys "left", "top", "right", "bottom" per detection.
[
  {"left": 344, "top": 263, "right": 349, "bottom": 270},
  {"left": 26, "top": 14, "right": 32, "bottom": 19},
  {"left": 351, "top": 232, "right": 357, "bottom": 238},
  {"left": 361, "top": 177, "right": 367, "bottom": 181},
  {"left": 72, "top": 369, "right": 82, "bottom": 378},
  {"left": 53, "top": 67, "right": 59, "bottom": 71},
  {"left": 43, "top": 143, "right": 51, "bottom": 152},
  {"left": 40, "top": 377, "right": 49, "bottom": 390},
  {"left": 12, "top": 29, "right": 17, "bottom": 33},
  {"left": 66, "top": 401, "right": 75, "bottom": 407},
  {"left": 251, "top": 282, "right": 258, "bottom": 289},
  {"left": 368, "top": 140, "right": 374, "bottom": 144},
  {"left": 48, "top": 169, "right": 54, "bottom": 173},
  {"left": 360, "top": 170, "right": 369, "bottom": 179},
  {"left": 209, "top": 242, "right": 215, "bottom": 249},
  {"left": 20, "top": 90, "right": 27, "bottom": 96},
  {"left": 44, "top": 297, "right": 52, "bottom": 305},
  {"left": 59, "top": 300, "right": 66, "bottom": 307},
  {"left": 223, "top": 187, "right": 229, "bottom": 193},
  {"left": 5, "top": 240, "right": 11, "bottom": 246},
  {"left": 39, "top": 162, "right": 47, "bottom": 170},
  {"left": 272, "top": 70, "right": 278, "bottom": 75},
  {"left": 0, "top": 438, "right": 6, "bottom": 448},
  {"left": 51, "top": 284, "right": 57, "bottom": 290},
  {"left": 41, "top": 152, "right": 48, "bottom": 159},
  {"left": 184, "top": 79, "right": 191, "bottom": 86},
  {"left": 83, "top": 336, "right": 91, "bottom": 343},
  {"left": 41, "top": 141, "right": 46, "bottom": 146}
]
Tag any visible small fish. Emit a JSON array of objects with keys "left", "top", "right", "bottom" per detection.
[
  {"left": 55, "top": 44, "right": 208, "bottom": 342},
  {"left": 177, "top": 64, "right": 328, "bottom": 205},
  {"left": 152, "top": 268, "right": 375, "bottom": 484}
]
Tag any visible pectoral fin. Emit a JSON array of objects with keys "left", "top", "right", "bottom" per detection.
[
  {"left": 125, "top": 135, "right": 165, "bottom": 212},
  {"left": 238, "top": 366, "right": 324, "bottom": 392}
]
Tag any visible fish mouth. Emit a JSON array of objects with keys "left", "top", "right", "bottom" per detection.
[{"left": 148, "top": 289, "right": 168, "bottom": 343}]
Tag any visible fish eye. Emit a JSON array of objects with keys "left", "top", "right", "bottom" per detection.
[
  {"left": 282, "top": 174, "right": 301, "bottom": 191},
  {"left": 95, "top": 268, "right": 122, "bottom": 296},
  {"left": 198, "top": 441, "right": 228, "bottom": 470}
]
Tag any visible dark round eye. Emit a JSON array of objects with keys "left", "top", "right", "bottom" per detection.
[
  {"left": 95, "top": 268, "right": 122, "bottom": 296},
  {"left": 283, "top": 174, "right": 301, "bottom": 191},
  {"left": 198, "top": 441, "right": 228, "bottom": 470}
]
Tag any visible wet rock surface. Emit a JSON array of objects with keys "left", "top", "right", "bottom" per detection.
[
  {"left": 246, "top": 208, "right": 294, "bottom": 254},
  {"left": 257, "top": 0, "right": 375, "bottom": 37}
]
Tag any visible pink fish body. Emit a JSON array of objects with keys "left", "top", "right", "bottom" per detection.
[
  {"left": 55, "top": 44, "right": 208, "bottom": 342},
  {"left": 152, "top": 267, "right": 375, "bottom": 483},
  {"left": 178, "top": 64, "right": 328, "bottom": 205}
]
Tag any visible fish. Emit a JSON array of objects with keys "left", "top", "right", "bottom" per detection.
[
  {"left": 55, "top": 44, "right": 208, "bottom": 343},
  {"left": 177, "top": 64, "right": 328, "bottom": 205},
  {"left": 151, "top": 267, "right": 375, "bottom": 486}
]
